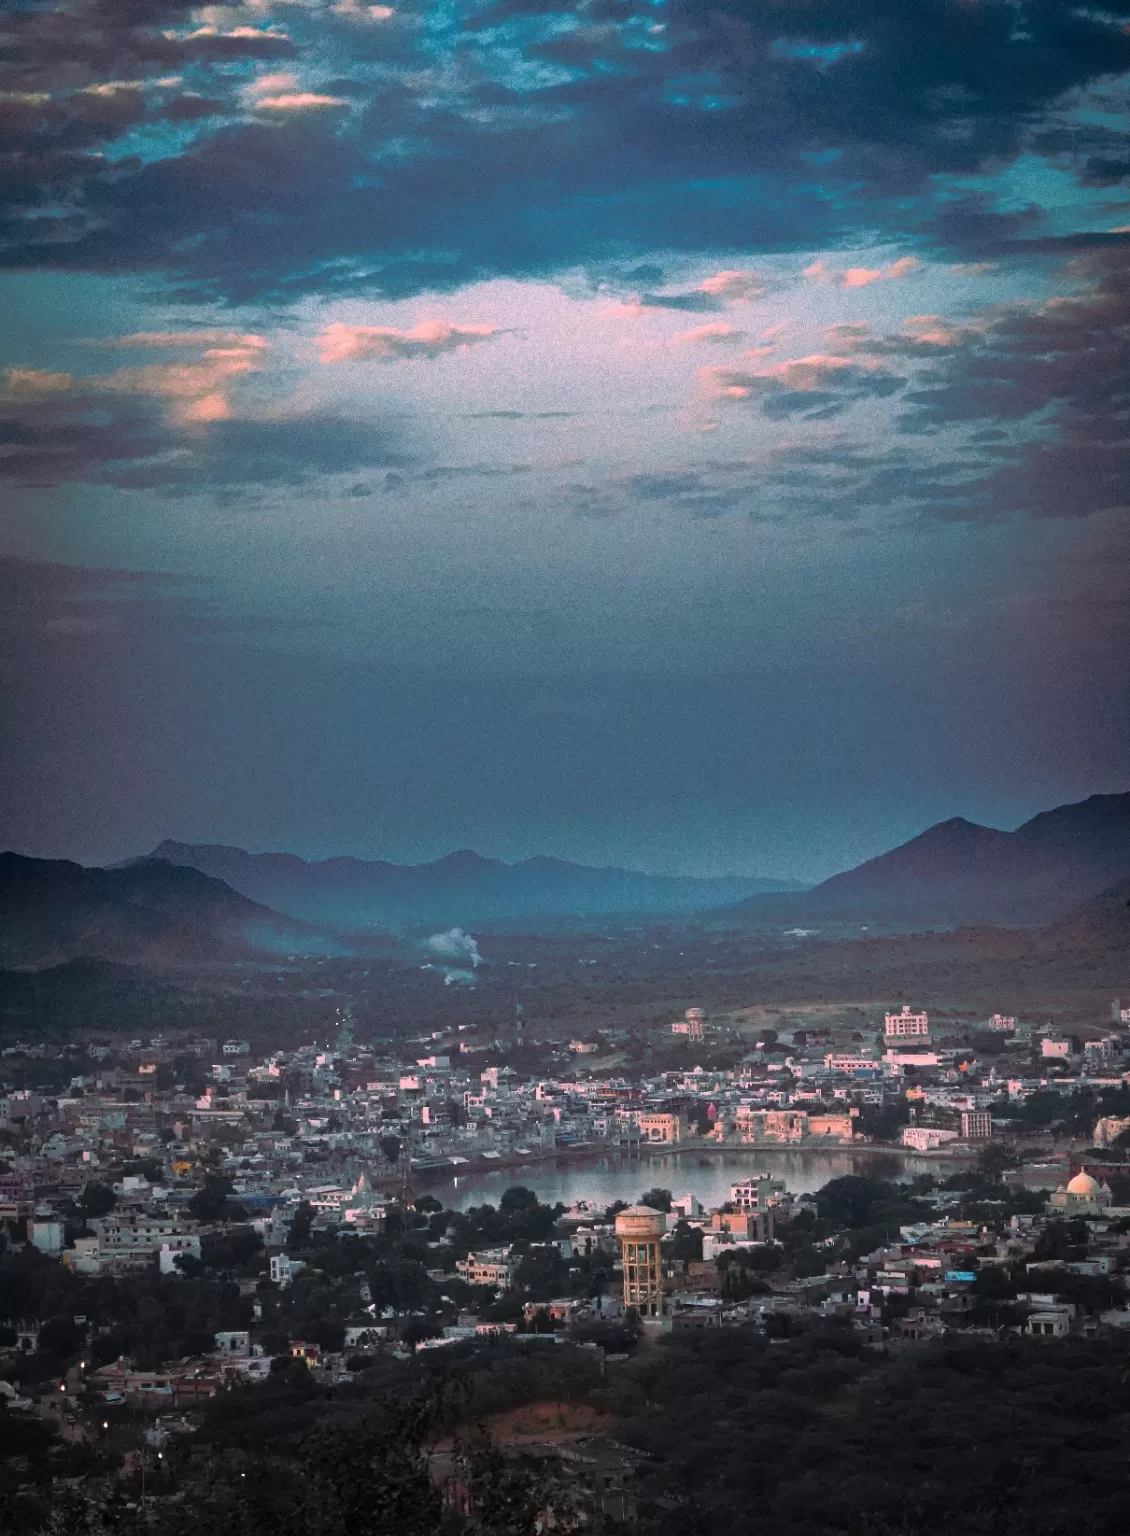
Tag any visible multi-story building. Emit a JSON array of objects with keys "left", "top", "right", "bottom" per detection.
[
  {"left": 960, "top": 1109, "right": 993, "bottom": 1141},
  {"left": 455, "top": 1248, "right": 518, "bottom": 1290},
  {"left": 884, "top": 1006, "right": 930, "bottom": 1041}
]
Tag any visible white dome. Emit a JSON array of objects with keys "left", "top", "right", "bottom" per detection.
[{"left": 1066, "top": 1172, "right": 1100, "bottom": 1196}]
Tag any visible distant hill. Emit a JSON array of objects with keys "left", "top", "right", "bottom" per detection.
[
  {"left": 727, "top": 792, "right": 1130, "bottom": 928},
  {"left": 0, "top": 852, "right": 303, "bottom": 967},
  {"left": 132, "top": 841, "right": 803, "bottom": 928},
  {"left": 1041, "top": 874, "right": 1130, "bottom": 951}
]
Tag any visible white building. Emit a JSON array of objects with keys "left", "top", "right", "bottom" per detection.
[
  {"left": 901, "top": 1126, "right": 959, "bottom": 1151},
  {"left": 961, "top": 1110, "right": 993, "bottom": 1141},
  {"left": 270, "top": 1253, "right": 306, "bottom": 1288},
  {"left": 30, "top": 1220, "right": 65, "bottom": 1255},
  {"left": 159, "top": 1236, "right": 202, "bottom": 1274}
]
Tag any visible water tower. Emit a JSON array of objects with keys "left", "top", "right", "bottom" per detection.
[{"left": 615, "top": 1204, "right": 667, "bottom": 1317}]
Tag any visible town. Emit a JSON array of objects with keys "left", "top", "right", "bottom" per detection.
[{"left": 4, "top": 989, "right": 1130, "bottom": 1529}]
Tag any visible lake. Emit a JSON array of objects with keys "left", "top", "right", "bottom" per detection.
[{"left": 417, "top": 1146, "right": 972, "bottom": 1212}]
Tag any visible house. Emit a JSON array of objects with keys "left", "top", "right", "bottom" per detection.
[
  {"left": 455, "top": 1248, "right": 518, "bottom": 1289},
  {"left": 1027, "top": 1310, "right": 1071, "bottom": 1338},
  {"left": 270, "top": 1253, "right": 306, "bottom": 1288}
]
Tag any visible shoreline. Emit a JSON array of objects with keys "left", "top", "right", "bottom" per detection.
[{"left": 408, "top": 1135, "right": 978, "bottom": 1191}]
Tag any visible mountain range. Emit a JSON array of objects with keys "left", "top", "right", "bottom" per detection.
[
  {"left": 731, "top": 791, "right": 1130, "bottom": 928},
  {"left": 1, "top": 789, "right": 1127, "bottom": 968},
  {"left": 128, "top": 841, "right": 802, "bottom": 928},
  {"left": 0, "top": 852, "right": 303, "bottom": 969}
]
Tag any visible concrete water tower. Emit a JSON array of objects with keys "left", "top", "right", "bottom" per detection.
[{"left": 615, "top": 1204, "right": 667, "bottom": 1317}]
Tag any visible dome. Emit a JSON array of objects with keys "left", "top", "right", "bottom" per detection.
[{"left": 1066, "top": 1172, "right": 1101, "bottom": 1196}]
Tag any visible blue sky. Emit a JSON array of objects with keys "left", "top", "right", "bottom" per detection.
[{"left": 2, "top": 0, "right": 1129, "bottom": 880}]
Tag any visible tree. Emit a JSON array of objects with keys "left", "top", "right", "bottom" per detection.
[
  {"left": 288, "top": 1202, "right": 314, "bottom": 1249},
  {"left": 379, "top": 1135, "right": 402, "bottom": 1164},
  {"left": 455, "top": 1429, "right": 577, "bottom": 1536},
  {"left": 189, "top": 1176, "right": 234, "bottom": 1223},
  {"left": 640, "top": 1188, "right": 673, "bottom": 1212},
  {"left": 976, "top": 1142, "right": 1015, "bottom": 1180},
  {"left": 79, "top": 1181, "right": 116, "bottom": 1218}
]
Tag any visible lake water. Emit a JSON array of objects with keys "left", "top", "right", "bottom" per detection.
[{"left": 418, "top": 1146, "right": 971, "bottom": 1212}]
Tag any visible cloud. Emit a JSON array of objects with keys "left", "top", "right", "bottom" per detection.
[
  {"left": 254, "top": 92, "right": 348, "bottom": 112},
  {"left": 316, "top": 321, "right": 501, "bottom": 363},
  {"left": 701, "top": 354, "right": 906, "bottom": 417},
  {"left": 698, "top": 269, "right": 764, "bottom": 301},
  {"left": 87, "top": 332, "right": 268, "bottom": 424},
  {"left": 5, "top": 1, "right": 1127, "bottom": 300},
  {"left": 332, "top": 1, "right": 396, "bottom": 19},
  {"left": 2, "top": 368, "right": 75, "bottom": 400},
  {"left": 672, "top": 324, "right": 747, "bottom": 346},
  {"left": 841, "top": 257, "right": 919, "bottom": 287},
  {"left": 893, "top": 247, "right": 1130, "bottom": 518}
]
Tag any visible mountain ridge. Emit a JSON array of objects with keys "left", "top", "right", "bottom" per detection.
[
  {"left": 0, "top": 851, "right": 303, "bottom": 968},
  {"left": 131, "top": 840, "right": 804, "bottom": 927},
  {"left": 728, "top": 791, "right": 1130, "bottom": 928}
]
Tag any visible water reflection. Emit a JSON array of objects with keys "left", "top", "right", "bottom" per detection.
[{"left": 418, "top": 1147, "right": 972, "bottom": 1211}]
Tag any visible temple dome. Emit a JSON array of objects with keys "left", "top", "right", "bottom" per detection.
[{"left": 1066, "top": 1172, "right": 1101, "bottom": 1196}]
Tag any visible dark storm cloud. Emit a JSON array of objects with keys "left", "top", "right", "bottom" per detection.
[
  {"left": 892, "top": 247, "right": 1130, "bottom": 518},
  {"left": 0, "top": 386, "right": 404, "bottom": 490},
  {"left": 3, "top": 1, "right": 1130, "bottom": 298}
]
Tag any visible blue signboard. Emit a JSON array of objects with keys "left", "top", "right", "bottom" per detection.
[{"left": 945, "top": 1270, "right": 976, "bottom": 1283}]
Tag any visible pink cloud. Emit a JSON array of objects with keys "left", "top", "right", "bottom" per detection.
[
  {"left": 841, "top": 257, "right": 919, "bottom": 288},
  {"left": 92, "top": 332, "right": 268, "bottom": 423},
  {"left": 698, "top": 269, "right": 764, "bottom": 301},
  {"left": 700, "top": 353, "right": 902, "bottom": 409},
  {"left": 672, "top": 323, "right": 746, "bottom": 346},
  {"left": 255, "top": 92, "right": 347, "bottom": 111},
  {"left": 316, "top": 321, "right": 500, "bottom": 363}
]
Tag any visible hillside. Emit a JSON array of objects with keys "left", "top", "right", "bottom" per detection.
[
  {"left": 1040, "top": 875, "right": 1130, "bottom": 951},
  {"left": 729, "top": 791, "right": 1130, "bottom": 929},
  {"left": 133, "top": 841, "right": 803, "bottom": 928},
  {"left": 0, "top": 853, "right": 299, "bottom": 968}
]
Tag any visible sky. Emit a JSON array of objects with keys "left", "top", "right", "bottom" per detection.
[{"left": 1, "top": 0, "right": 1129, "bottom": 882}]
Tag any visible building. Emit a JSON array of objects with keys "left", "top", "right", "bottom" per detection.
[
  {"left": 1041, "top": 1037, "right": 1074, "bottom": 1059},
  {"left": 902, "top": 1126, "right": 959, "bottom": 1151},
  {"left": 989, "top": 1014, "right": 1016, "bottom": 1032},
  {"left": 735, "top": 1107, "right": 854, "bottom": 1144},
  {"left": 637, "top": 1112, "right": 687, "bottom": 1144},
  {"left": 455, "top": 1248, "right": 518, "bottom": 1290},
  {"left": 884, "top": 1006, "right": 930, "bottom": 1041},
  {"left": 1094, "top": 1115, "right": 1130, "bottom": 1148},
  {"left": 960, "top": 1109, "right": 993, "bottom": 1141},
  {"left": 615, "top": 1204, "right": 666, "bottom": 1318},
  {"left": 672, "top": 1008, "right": 705, "bottom": 1040},
  {"left": 30, "top": 1220, "right": 65, "bottom": 1255},
  {"left": 730, "top": 1176, "right": 788, "bottom": 1213},
  {"left": 1049, "top": 1171, "right": 1113, "bottom": 1216},
  {"left": 269, "top": 1253, "right": 305, "bottom": 1289},
  {"left": 159, "top": 1236, "right": 202, "bottom": 1274}
]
